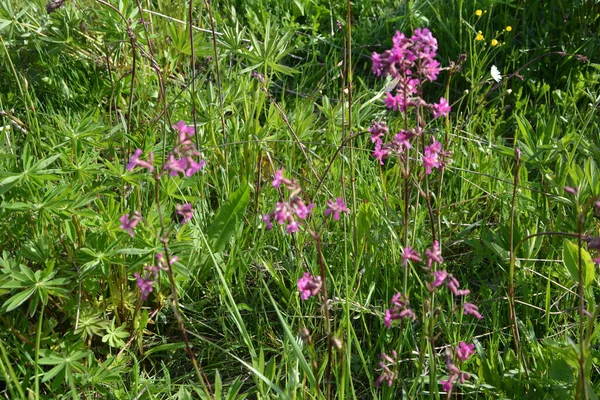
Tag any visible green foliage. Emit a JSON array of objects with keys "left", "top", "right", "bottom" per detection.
[{"left": 0, "top": 0, "right": 599, "bottom": 398}]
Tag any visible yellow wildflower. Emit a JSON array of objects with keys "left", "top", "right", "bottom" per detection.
[
  {"left": 505, "top": 26, "right": 512, "bottom": 32},
  {"left": 475, "top": 9, "right": 483, "bottom": 17},
  {"left": 475, "top": 31, "right": 484, "bottom": 41},
  {"left": 491, "top": 39, "right": 499, "bottom": 46}
]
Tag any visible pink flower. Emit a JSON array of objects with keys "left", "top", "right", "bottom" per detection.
[
  {"left": 286, "top": 221, "right": 300, "bottom": 234},
  {"left": 393, "top": 130, "right": 415, "bottom": 152},
  {"left": 126, "top": 149, "right": 155, "bottom": 172},
  {"left": 272, "top": 169, "right": 285, "bottom": 188},
  {"left": 564, "top": 186, "right": 578, "bottom": 195},
  {"left": 325, "top": 198, "right": 350, "bottom": 221},
  {"left": 423, "top": 139, "right": 450, "bottom": 174},
  {"left": 173, "top": 120, "right": 195, "bottom": 141},
  {"left": 432, "top": 97, "right": 451, "bottom": 118},
  {"left": 262, "top": 214, "right": 273, "bottom": 230},
  {"left": 126, "top": 149, "right": 142, "bottom": 171},
  {"left": 455, "top": 342, "right": 475, "bottom": 361},
  {"left": 120, "top": 212, "right": 142, "bottom": 237},
  {"left": 368, "top": 121, "right": 389, "bottom": 144},
  {"left": 402, "top": 246, "right": 422, "bottom": 266},
  {"left": 384, "top": 292, "right": 416, "bottom": 328},
  {"left": 447, "top": 275, "right": 470, "bottom": 297},
  {"left": 293, "top": 201, "right": 314, "bottom": 220},
  {"left": 175, "top": 203, "right": 193, "bottom": 224},
  {"left": 297, "top": 272, "right": 322, "bottom": 300},
  {"left": 373, "top": 143, "right": 390, "bottom": 165},
  {"left": 463, "top": 302, "right": 483, "bottom": 319},
  {"left": 375, "top": 351, "right": 398, "bottom": 387},
  {"left": 432, "top": 270, "right": 447, "bottom": 287},
  {"left": 134, "top": 272, "right": 154, "bottom": 301},
  {"left": 425, "top": 240, "right": 443, "bottom": 268},
  {"left": 383, "top": 92, "right": 405, "bottom": 111}
]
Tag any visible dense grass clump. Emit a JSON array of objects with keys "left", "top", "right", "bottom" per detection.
[{"left": 0, "top": 0, "right": 599, "bottom": 398}]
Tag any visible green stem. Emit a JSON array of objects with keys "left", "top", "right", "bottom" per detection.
[{"left": 35, "top": 302, "right": 45, "bottom": 400}]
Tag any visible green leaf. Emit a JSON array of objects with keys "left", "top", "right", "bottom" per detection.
[
  {"left": 206, "top": 184, "right": 251, "bottom": 253},
  {"left": 563, "top": 240, "right": 595, "bottom": 287},
  {"left": 3, "top": 286, "right": 35, "bottom": 311},
  {"left": 143, "top": 342, "right": 187, "bottom": 358}
]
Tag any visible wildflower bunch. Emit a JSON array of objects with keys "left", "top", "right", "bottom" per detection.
[
  {"left": 420, "top": 240, "right": 484, "bottom": 318},
  {"left": 297, "top": 272, "right": 322, "bottom": 300},
  {"left": 122, "top": 121, "right": 202, "bottom": 301},
  {"left": 440, "top": 342, "right": 475, "bottom": 393},
  {"left": 375, "top": 351, "right": 398, "bottom": 387},
  {"left": 133, "top": 253, "right": 177, "bottom": 301},
  {"left": 369, "top": 28, "right": 452, "bottom": 174},
  {"left": 262, "top": 169, "right": 315, "bottom": 234},
  {"left": 371, "top": 29, "right": 449, "bottom": 118},
  {"left": 120, "top": 212, "right": 142, "bottom": 237},
  {"left": 384, "top": 292, "right": 416, "bottom": 328},
  {"left": 164, "top": 121, "right": 206, "bottom": 177}
]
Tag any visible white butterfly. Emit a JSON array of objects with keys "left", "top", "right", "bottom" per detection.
[{"left": 491, "top": 65, "right": 502, "bottom": 83}]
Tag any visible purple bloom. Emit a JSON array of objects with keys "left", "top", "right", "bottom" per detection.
[
  {"left": 165, "top": 155, "right": 187, "bottom": 176},
  {"left": 425, "top": 240, "right": 443, "bottom": 269},
  {"left": 325, "top": 198, "right": 350, "bottom": 221},
  {"left": 393, "top": 130, "right": 415, "bottom": 152},
  {"left": 384, "top": 292, "right": 416, "bottom": 328},
  {"left": 455, "top": 342, "right": 475, "bottom": 361},
  {"left": 373, "top": 143, "right": 390, "bottom": 165},
  {"left": 368, "top": 121, "right": 389, "bottom": 144},
  {"left": 120, "top": 212, "right": 142, "bottom": 237},
  {"left": 432, "top": 270, "right": 447, "bottom": 287},
  {"left": 564, "top": 186, "right": 578, "bottom": 195},
  {"left": 423, "top": 139, "right": 450, "bottom": 174},
  {"left": 126, "top": 149, "right": 155, "bottom": 172},
  {"left": 402, "top": 246, "right": 422, "bottom": 266},
  {"left": 440, "top": 378, "right": 454, "bottom": 393},
  {"left": 383, "top": 92, "right": 405, "bottom": 111},
  {"left": 432, "top": 97, "right": 451, "bottom": 118},
  {"left": 185, "top": 158, "right": 206, "bottom": 177},
  {"left": 175, "top": 203, "right": 194, "bottom": 224},
  {"left": 294, "top": 201, "right": 315, "bottom": 220},
  {"left": 463, "top": 302, "right": 483, "bottom": 319},
  {"left": 173, "top": 120, "right": 195, "bottom": 141},
  {"left": 447, "top": 275, "right": 470, "bottom": 297},
  {"left": 297, "top": 272, "right": 322, "bottom": 300},
  {"left": 262, "top": 214, "right": 273, "bottom": 230},
  {"left": 126, "top": 149, "right": 142, "bottom": 171},
  {"left": 273, "top": 169, "right": 285, "bottom": 187},
  {"left": 134, "top": 272, "right": 154, "bottom": 301},
  {"left": 375, "top": 351, "right": 398, "bottom": 387},
  {"left": 286, "top": 221, "right": 300, "bottom": 234},
  {"left": 163, "top": 121, "right": 206, "bottom": 178},
  {"left": 419, "top": 58, "right": 441, "bottom": 81}
]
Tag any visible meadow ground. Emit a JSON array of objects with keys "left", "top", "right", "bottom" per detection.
[{"left": 0, "top": 0, "right": 600, "bottom": 398}]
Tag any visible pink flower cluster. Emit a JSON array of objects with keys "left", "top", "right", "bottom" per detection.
[
  {"left": 440, "top": 342, "right": 475, "bottom": 394},
  {"left": 297, "top": 272, "right": 322, "bottom": 300},
  {"left": 126, "top": 149, "right": 154, "bottom": 172},
  {"left": 401, "top": 241, "right": 484, "bottom": 319},
  {"left": 423, "top": 139, "right": 451, "bottom": 174},
  {"left": 175, "top": 203, "right": 194, "bottom": 224},
  {"left": 120, "top": 212, "right": 142, "bottom": 237},
  {"left": 375, "top": 350, "right": 398, "bottom": 387},
  {"left": 134, "top": 253, "right": 177, "bottom": 301},
  {"left": 384, "top": 292, "right": 416, "bottom": 328},
  {"left": 371, "top": 29, "right": 450, "bottom": 118},
  {"left": 324, "top": 198, "right": 350, "bottom": 221},
  {"left": 164, "top": 121, "right": 206, "bottom": 177},
  {"left": 369, "top": 121, "right": 422, "bottom": 166},
  {"left": 263, "top": 170, "right": 315, "bottom": 234}
]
